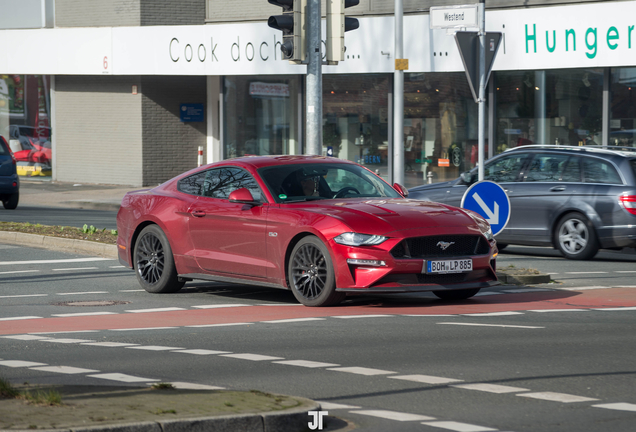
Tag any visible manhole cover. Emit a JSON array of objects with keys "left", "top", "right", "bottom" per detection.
[{"left": 53, "top": 300, "right": 130, "bottom": 307}]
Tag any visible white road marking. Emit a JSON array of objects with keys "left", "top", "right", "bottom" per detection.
[
  {"left": 161, "top": 382, "right": 225, "bottom": 390},
  {"left": 389, "top": 374, "right": 463, "bottom": 385},
  {"left": 593, "top": 403, "right": 636, "bottom": 412},
  {"left": 0, "top": 270, "right": 40, "bottom": 275},
  {"left": 30, "top": 366, "right": 99, "bottom": 374},
  {"left": 462, "top": 312, "right": 525, "bottom": 317},
  {"left": 0, "top": 258, "right": 113, "bottom": 266},
  {"left": 55, "top": 291, "right": 108, "bottom": 295},
  {"left": 0, "top": 316, "right": 42, "bottom": 321},
  {"left": 561, "top": 286, "right": 608, "bottom": 291},
  {"left": 273, "top": 360, "right": 340, "bottom": 368},
  {"left": 126, "top": 345, "right": 185, "bottom": 351},
  {"left": 0, "top": 293, "right": 47, "bottom": 298},
  {"left": 257, "top": 303, "right": 302, "bottom": 306},
  {"left": 52, "top": 312, "right": 117, "bottom": 317},
  {"left": 438, "top": 322, "right": 544, "bottom": 329},
  {"left": 219, "top": 353, "right": 284, "bottom": 361},
  {"left": 528, "top": 309, "right": 588, "bottom": 313},
  {"left": 30, "top": 330, "right": 99, "bottom": 335},
  {"left": 109, "top": 266, "right": 126, "bottom": 268},
  {"left": 186, "top": 323, "right": 251, "bottom": 328},
  {"left": 327, "top": 366, "right": 396, "bottom": 376},
  {"left": 594, "top": 307, "right": 636, "bottom": 311},
  {"left": 40, "top": 338, "right": 95, "bottom": 344},
  {"left": 125, "top": 307, "right": 185, "bottom": 313},
  {"left": 318, "top": 402, "right": 361, "bottom": 410},
  {"left": 88, "top": 373, "right": 159, "bottom": 383},
  {"left": 109, "top": 327, "right": 177, "bottom": 331},
  {"left": 119, "top": 289, "right": 145, "bottom": 292},
  {"left": 261, "top": 318, "right": 326, "bottom": 324},
  {"left": 614, "top": 285, "right": 636, "bottom": 288},
  {"left": 615, "top": 271, "right": 636, "bottom": 274},
  {"left": 52, "top": 267, "right": 99, "bottom": 271},
  {"left": 564, "top": 271, "right": 608, "bottom": 274},
  {"left": 0, "top": 360, "right": 47, "bottom": 368},
  {"left": 172, "top": 349, "right": 231, "bottom": 355},
  {"left": 2, "top": 335, "right": 51, "bottom": 341},
  {"left": 422, "top": 421, "right": 497, "bottom": 431},
  {"left": 517, "top": 392, "right": 598, "bottom": 403},
  {"left": 191, "top": 304, "right": 252, "bottom": 309},
  {"left": 332, "top": 315, "right": 393, "bottom": 319},
  {"left": 81, "top": 342, "right": 140, "bottom": 347},
  {"left": 452, "top": 383, "right": 529, "bottom": 394},
  {"left": 402, "top": 314, "right": 455, "bottom": 317},
  {"left": 350, "top": 410, "right": 435, "bottom": 422}
]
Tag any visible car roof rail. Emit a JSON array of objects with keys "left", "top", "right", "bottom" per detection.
[{"left": 503, "top": 144, "right": 635, "bottom": 157}]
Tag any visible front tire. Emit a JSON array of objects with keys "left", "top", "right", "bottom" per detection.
[
  {"left": 433, "top": 288, "right": 481, "bottom": 300},
  {"left": 134, "top": 225, "right": 184, "bottom": 293},
  {"left": 288, "top": 236, "right": 345, "bottom": 307},
  {"left": 554, "top": 212, "right": 599, "bottom": 260},
  {"left": 2, "top": 192, "right": 19, "bottom": 210}
]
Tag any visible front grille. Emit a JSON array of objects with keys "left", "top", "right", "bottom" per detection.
[{"left": 391, "top": 235, "right": 489, "bottom": 259}]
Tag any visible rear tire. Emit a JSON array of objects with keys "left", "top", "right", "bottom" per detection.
[
  {"left": 433, "top": 288, "right": 481, "bottom": 300},
  {"left": 554, "top": 212, "right": 599, "bottom": 260},
  {"left": 288, "top": 236, "right": 345, "bottom": 307},
  {"left": 2, "top": 192, "right": 18, "bottom": 210},
  {"left": 133, "top": 225, "right": 184, "bottom": 293}
]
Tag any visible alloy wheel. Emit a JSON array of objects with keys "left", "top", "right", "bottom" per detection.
[
  {"left": 558, "top": 218, "right": 589, "bottom": 255},
  {"left": 136, "top": 232, "right": 165, "bottom": 285},
  {"left": 290, "top": 243, "right": 328, "bottom": 300}
]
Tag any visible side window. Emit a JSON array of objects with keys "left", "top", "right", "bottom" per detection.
[
  {"left": 560, "top": 157, "right": 582, "bottom": 182},
  {"left": 524, "top": 153, "right": 570, "bottom": 182},
  {"left": 203, "top": 167, "right": 262, "bottom": 201},
  {"left": 583, "top": 158, "right": 622, "bottom": 184},
  {"left": 177, "top": 171, "right": 206, "bottom": 196},
  {"left": 484, "top": 153, "right": 528, "bottom": 183}
]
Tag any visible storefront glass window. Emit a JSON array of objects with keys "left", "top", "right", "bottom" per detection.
[
  {"left": 0, "top": 75, "right": 52, "bottom": 178},
  {"left": 610, "top": 67, "right": 636, "bottom": 148},
  {"left": 403, "top": 72, "right": 478, "bottom": 186},
  {"left": 322, "top": 74, "right": 390, "bottom": 180},
  {"left": 495, "top": 68, "right": 603, "bottom": 153},
  {"left": 223, "top": 75, "right": 301, "bottom": 158}
]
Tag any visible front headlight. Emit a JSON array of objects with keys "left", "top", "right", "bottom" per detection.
[
  {"left": 334, "top": 233, "right": 388, "bottom": 246},
  {"left": 483, "top": 225, "right": 494, "bottom": 242}
]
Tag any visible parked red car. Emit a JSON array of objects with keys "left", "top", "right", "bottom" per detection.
[{"left": 117, "top": 156, "right": 498, "bottom": 306}]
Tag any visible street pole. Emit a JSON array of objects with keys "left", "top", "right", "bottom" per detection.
[
  {"left": 306, "top": 0, "right": 322, "bottom": 155},
  {"left": 393, "top": 0, "right": 404, "bottom": 185},
  {"left": 477, "top": 0, "right": 486, "bottom": 181}
]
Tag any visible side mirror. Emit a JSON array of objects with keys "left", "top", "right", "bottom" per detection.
[
  {"left": 228, "top": 188, "right": 260, "bottom": 205},
  {"left": 460, "top": 172, "right": 473, "bottom": 184},
  {"left": 393, "top": 183, "right": 409, "bottom": 198}
]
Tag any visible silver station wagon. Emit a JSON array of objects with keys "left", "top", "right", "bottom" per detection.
[{"left": 409, "top": 145, "right": 636, "bottom": 260}]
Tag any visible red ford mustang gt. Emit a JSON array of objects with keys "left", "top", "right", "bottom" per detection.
[{"left": 117, "top": 155, "right": 499, "bottom": 306}]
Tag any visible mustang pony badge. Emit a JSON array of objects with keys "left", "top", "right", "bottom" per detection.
[{"left": 436, "top": 241, "right": 455, "bottom": 251}]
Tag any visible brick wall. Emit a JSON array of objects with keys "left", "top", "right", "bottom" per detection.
[
  {"left": 55, "top": 0, "right": 141, "bottom": 27},
  {"left": 54, "top": 76, "right": 143, "bottom": 186},
  {"left": 141, "top": 0, "right": 205, "bottom": 26},
  {"left": 141, "top": 76, "right": 207, "bottom": 186}
]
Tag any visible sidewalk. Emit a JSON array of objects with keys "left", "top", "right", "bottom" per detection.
[{"left": 19, "top": 179, "right": 137, "bottom": 211}]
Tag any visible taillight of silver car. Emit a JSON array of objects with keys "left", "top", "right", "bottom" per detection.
[{"left": 618, "top": 194, "right": 636, "bottom": 215}]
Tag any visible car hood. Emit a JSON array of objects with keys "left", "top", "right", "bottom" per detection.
[{"left": 300, "top": 198, "right": 478, "bottom": 234}]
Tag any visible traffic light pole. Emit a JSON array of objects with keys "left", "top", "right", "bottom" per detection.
[
  {"left": 305, "top": 0, "right": 322, "bottom": 156},
  {"left": 477, "top": 0, "right": 486, "bottom": 181}
]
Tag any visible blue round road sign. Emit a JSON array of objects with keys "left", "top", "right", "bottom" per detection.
[{"left": 460, "top": 180, "right": 511, "bottom": 236}]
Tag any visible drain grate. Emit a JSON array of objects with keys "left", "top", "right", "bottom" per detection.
[{"left": 52, "top": 300, "right": 130, "bottom": 307}]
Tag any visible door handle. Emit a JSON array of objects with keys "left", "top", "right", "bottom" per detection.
[
  {"left": 191, "top": 210, "right": 206, "bottom": 217},
  {"left": 550, "top": 186, "right": 566, "bottom": 192}
]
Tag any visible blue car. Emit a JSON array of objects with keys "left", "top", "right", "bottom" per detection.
[{"left": 0, "top": 135, "right": 19, "bottom": 210}]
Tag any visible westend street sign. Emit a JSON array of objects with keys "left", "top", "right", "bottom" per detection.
[
  {"left": 461, "top": 180, "right": 511, "bottom": 236},
  {"left": 430, "top": 5, "right": 478, "bottom": 29},
  {"left": 455, "top": 31, "right": 502, "bottom": 103}
]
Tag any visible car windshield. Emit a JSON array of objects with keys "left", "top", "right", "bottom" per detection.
[{"left": 258, "top": 163, "right": 401, "bottom": 203}]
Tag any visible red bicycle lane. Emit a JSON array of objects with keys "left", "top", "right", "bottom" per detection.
[{"left": 1, "top": 288, "right": 635, "bottom": 336}]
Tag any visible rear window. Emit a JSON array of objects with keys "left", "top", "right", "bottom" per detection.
[
  {"left": 582, "top": 157, "right": 622, "bottom": 184},
  {"left": 0, "top": 136, "right": 9, "bottom": 155}
]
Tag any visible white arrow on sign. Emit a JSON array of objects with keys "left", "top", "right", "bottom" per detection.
[{"left": 472, "top": 192, "right": 499, "bottom": 225}]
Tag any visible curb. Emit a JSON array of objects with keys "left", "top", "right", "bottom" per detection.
[
  {"left": 10, "top": 400, "right": 321, "bottom": 432},
  {"left": 497, "top": 272, "right": 551, "bottom": 285},
  {"left": 0, "top": 231, "right": 118, "bottom": 259}
]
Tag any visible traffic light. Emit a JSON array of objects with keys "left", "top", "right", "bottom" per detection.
[
  {"left": 326, "top": 0, "right": 359, "bottom": 64},
  {"left": 267, "top": 0, "right": 307, "bottom": 64}
]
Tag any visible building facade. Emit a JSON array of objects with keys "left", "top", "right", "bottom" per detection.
[{"left": 1, "top": 0, "right": 634, "bottom": 187}]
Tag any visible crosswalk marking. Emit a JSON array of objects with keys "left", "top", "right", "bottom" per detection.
[
  {"left": 517, "top": 392, "right": 598, "bottom": 403},
  {"left": 327, "top": 366, "right": 396, "bottom": 376},
  {"left": 593, "top": 403, "right": 636, "bottom": 412},
  {"left": 30, "top": 365, "right": 99, "bottom": 374},
  {"left": 219, "top": 353, "right": 284, "bottom": 361},
  {"left": 273, "top": 360, "right": 340, "bottom": 368},
  {"left": 452, "top": 383, "right": 529, "bottom": 394},
  {"left": 421, "top": 421, "right": 497, "bottom": 432},
  {"left": 389, "top": 374, "right": 463, "bottom": 385},
  {"left": 350, "top": 410, "right": 435, "bottom": 421},
  {"left": 88, "top": 373, "right": 159, "bottom": 383}
]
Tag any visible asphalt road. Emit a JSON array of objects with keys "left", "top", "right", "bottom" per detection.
[
  {"left": 0, "top": 206, "right": 118, "bottom": 230},
  {"left": 1, "top": 244, "right": 635, "bottom": 431}
]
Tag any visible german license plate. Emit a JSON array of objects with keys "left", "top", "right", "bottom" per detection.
[{"left": 425, "top": 259, "right": 472, "bottom": 274}]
